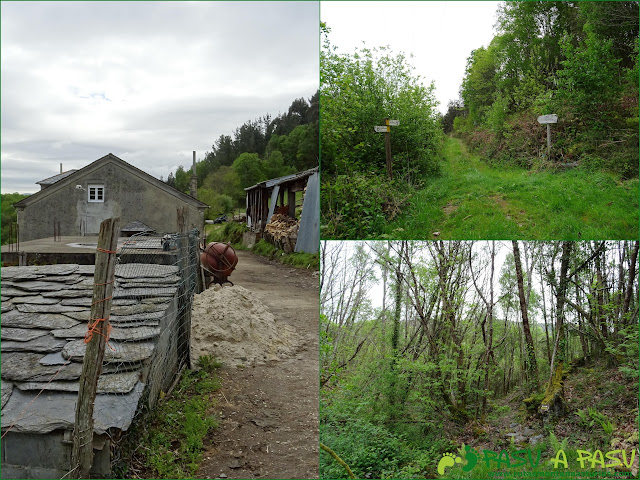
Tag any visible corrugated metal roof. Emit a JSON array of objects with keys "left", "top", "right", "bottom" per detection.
[
  {"left": 245, "top": 166, "right": 318, "bottom": 191},
  {"left": 36, "top": 170, "right": 78, "bottom": 186}
]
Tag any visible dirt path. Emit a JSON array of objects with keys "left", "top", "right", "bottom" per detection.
[
  {"left": 385, "top": 137, "right": 638, "bottom": 240},
  {"left": 196, "top": 250, "right": 319, "bottom": 480}
]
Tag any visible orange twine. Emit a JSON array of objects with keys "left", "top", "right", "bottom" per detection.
[
  {"left": 84, "top": 317, "right": 115, "bottom": 351},
  {"left": 96, "top": 247, "right": 117, "bottom": 254}
]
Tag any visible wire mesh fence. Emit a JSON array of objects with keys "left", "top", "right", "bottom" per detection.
[{"left": 0, "top": 228, "right": 201, "bottom": 478}]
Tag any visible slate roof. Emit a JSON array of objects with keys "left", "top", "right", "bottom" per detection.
[
  {"left": 0, "top": 263, "right": 180, "bottom": 435},
  {"left": 36, "top": 170, "right": 79, "bottom": 187},
  {"left": 121, "top": 220, "right": 155, "bottom": 234}
]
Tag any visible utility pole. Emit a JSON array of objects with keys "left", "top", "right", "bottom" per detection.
[{"left": 190, "top": 151, "right": 198, "bottom": 199}]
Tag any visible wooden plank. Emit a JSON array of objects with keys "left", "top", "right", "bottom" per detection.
[
  {"left": 288, "top": 189, "right": 296, "bottom": 218},
  {"left": 71, "top": 217, "right": 120, "bottom": 478}
]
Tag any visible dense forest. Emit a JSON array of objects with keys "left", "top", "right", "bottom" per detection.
[
  {"left": 320, "top": 241, "right": 639, "bottom": 478},
  {"left": 166, "top": 92, "right": 319, "bottom": 219},
  {"left": 446, "top": 1, "right": 639, "bottom": 177},
  {"left": 320, "top": 2, "right": 639, "bottom": 239}
]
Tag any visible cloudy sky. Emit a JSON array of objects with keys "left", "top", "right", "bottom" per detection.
[
  {"left": 1, "top": 1, "right": 319, "bottom": 194},
  {"left": 321, "top": 1, "right": 501, "bottom": 115}
]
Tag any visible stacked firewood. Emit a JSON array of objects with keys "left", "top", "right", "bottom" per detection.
[{"left": 263, "top": 213, "right": 299, "bottom": 253}]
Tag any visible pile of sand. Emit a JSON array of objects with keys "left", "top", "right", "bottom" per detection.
[{"left": 190, "top": 284, "right": 302, "bottom": 368}]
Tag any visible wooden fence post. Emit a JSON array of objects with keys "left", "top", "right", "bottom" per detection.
[{"left": 71, "top": 217, "right": 120, "bottom": 478}]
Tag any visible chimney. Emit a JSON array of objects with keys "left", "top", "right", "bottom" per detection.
[
  {"left": 60, "top": 163, "right": 63, "bottom": 174},
  {"left": 190, "top": 151, "right": 198, "bottom": 199}
]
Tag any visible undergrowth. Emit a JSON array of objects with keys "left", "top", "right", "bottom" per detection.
[
  {"left": 205, "top": 222, "right": 247, "bottom": 246},
  {"left": 321, "top": 172, "right": 413, "bottom": 239},
  {"left": 252, "top": 239, "right": 319, "bottom": 270},
  {"left": 118, "top": 356, "right": 221, "bottom": 478}
]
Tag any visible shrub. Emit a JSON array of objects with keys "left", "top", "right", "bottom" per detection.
[{"left": 321, "top": 173, "right": 409, "bottom": 239}]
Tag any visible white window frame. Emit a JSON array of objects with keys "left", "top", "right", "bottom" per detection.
[{"left": 88, "top": 184, "right": 105, "bottom": 203}]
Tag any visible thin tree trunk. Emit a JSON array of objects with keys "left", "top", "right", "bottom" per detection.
[
  {"left": 539, "top": 263, "right": 552, "bottom": 365},
  {"left": 622, "top": 241, "right": 639, "bottom": 324},
  {"left": 512, "top": 240, "right": 538, "bottom": 392},
  {"left": 549, "top": 242, "right": 572, "bottom": 380}
]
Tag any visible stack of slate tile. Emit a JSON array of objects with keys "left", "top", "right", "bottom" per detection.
[{"left": 1, "top": 263, "right": 179, "bottom": 435}]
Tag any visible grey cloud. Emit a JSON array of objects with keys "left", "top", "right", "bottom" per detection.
[{"left": 1, "top": 1, "right": 319, "bottom": 194}]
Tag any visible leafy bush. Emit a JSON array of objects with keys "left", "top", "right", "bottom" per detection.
[
  {"left": 321, "top": 419, "right": 415, "bottom": 479},
  {"left": 321, "top": 173, "right": 409, "bottom": 239},
  {"left": 251, "top": 239, "right": 319, "bottom": 269},
  {"left": 1, "top": 193, "right": 28, "bottom": 245},
  {"left": 321, "top": 34, "right": 442, "bottom": 178}
]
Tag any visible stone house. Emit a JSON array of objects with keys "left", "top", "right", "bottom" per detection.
[{"left": 13, "top": 153, "right": 207, "bottom": 242}]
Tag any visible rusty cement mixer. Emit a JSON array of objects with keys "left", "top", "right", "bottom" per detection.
[{"left": 200, "top": 242, "right": 239, "bottom": 287}]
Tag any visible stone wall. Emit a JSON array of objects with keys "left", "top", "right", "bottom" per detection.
[{"left": 17, "top": 160, "right": 203, "bottom": 242}]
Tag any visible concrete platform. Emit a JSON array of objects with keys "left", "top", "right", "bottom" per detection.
[
  {"left": 1, "top": 236, "right": 175, "bottom": 266},
  {"left": 2, "top": 236, "right": 102, "bottom": 254}
]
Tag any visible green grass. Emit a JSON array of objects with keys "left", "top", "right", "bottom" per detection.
[
  {"left": 119, "top": 356, "right": 222, "bottom": 478},
  {"left": 252, "top": 239, "right": 319, "bottom": 270},
  {"left": 385, "top": 137, "right": 639, "bottom": 239},
  {"left": 205, "top": 221, "right": 319, "bottom": 270},
  {"left": 205, "top": 221, "right": 248, "bottom": 247}
]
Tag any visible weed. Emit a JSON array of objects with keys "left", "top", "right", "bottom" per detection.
[
  {"left": 252, "top": 239, "right": 319, "bottom": 269},
  {"left": 122, "top": 357, "right": 222, "bottom": 478}
]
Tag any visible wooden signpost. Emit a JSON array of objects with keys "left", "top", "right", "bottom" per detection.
[
  {"left": 374, "top": 119, "right": 399, "bottom": 178},
  {"left": 537, "top": 114, "right": 558, "bottom": 157}
]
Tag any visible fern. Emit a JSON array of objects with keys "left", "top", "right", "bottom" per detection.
[
  {"left": 586, "top": 408, "right": 616, "bottom": 436},
  {"left": 575, "top": 409, "right": 591, "bottom": 427},
  {"left": 548, "top": 432, "right": 568, "bottom": 452},
  {"left": 601, "top": 420, "right": 615, "bottom": 437}
]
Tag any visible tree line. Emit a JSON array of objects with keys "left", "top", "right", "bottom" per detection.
[
  {"left": 166, "top": 92, "right": 318, "bottom": 218},
  {"left": 320, "top": 240, "right": 639, "bottom": 478},
  {"left": 445, "top": 1, "right": 639, "bottom": 177},
  {"left": 1, "top": 193, "right": 27, "bottom": 245}
]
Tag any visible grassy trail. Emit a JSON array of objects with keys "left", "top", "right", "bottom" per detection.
[{"left": 387, "top": 137, "right": 639, "bottom": 239}]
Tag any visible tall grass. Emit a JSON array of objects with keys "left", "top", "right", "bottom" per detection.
[{"left": 386, "top": 137, "right": 639, "bottom": 239}]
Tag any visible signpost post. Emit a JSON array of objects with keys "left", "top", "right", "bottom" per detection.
[
  {"left": 374, "top": 119, "right": 399, "bottom": 179},
  {"left": 537, "top": 114, "right": 558, "bottom": 158}
]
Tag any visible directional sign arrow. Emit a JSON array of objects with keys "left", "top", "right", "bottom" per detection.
[
  {"left": 374, "top": 126, "right": 389, "bottom": 133},
  {"left": 388, "top": 120, "right": 400, "bottom": 126}
]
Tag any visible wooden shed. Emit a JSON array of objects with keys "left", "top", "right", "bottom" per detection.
[{"left": 244, "top": 167, "right": 319, "bottom": 254}]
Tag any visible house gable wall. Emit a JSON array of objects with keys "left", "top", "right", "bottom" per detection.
[{"left": 18, "top": 160, "right": 204, "bottom": 241}]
